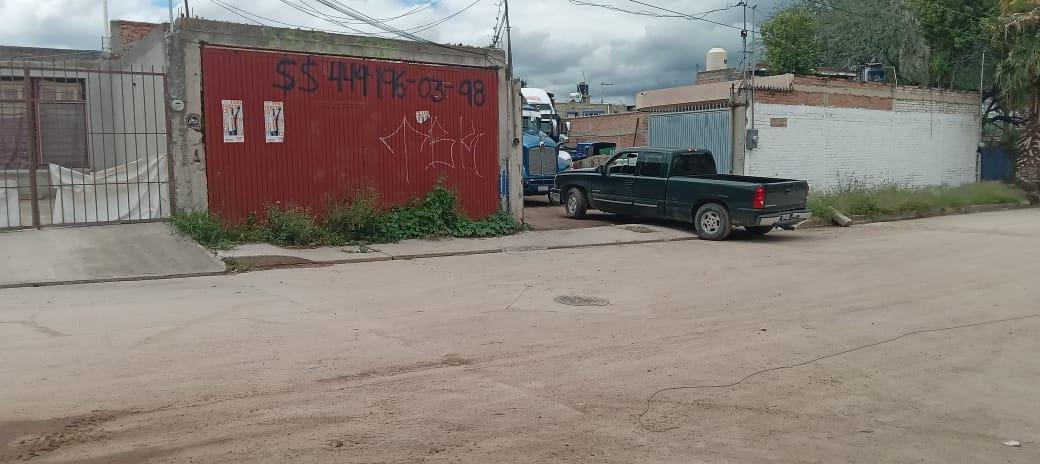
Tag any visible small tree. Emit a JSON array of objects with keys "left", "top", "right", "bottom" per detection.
[
  {"left": 991, "top": 0, "right": 1040, "bottom": 196},
  {"left": 762, "top": 7, "right": 821, "bottom": 75}
]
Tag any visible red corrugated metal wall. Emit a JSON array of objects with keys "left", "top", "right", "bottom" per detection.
[{"left": 200, "top": 46, "right": 500, "bottom": 223}]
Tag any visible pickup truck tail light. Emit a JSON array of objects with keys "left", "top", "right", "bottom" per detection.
[{"left": 752, "top": 186, "right": 765, "bottom": 209}]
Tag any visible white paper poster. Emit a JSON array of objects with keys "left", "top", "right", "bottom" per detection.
[
  {"left": 222, "top": 100, "right": 244, "bottom": 143},
  {"left": 264, "top": 101, "right": 284, "bottom": 143}
]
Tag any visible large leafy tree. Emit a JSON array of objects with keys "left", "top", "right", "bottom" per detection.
[
  {"left": 801, "top": 0, "right": 930, "bottom": 85},
  {"left": 911, "top": 0, "right": 996, "bottom": 89},
  {"left": 992, "top": 0, "right": 1040, "bottom": 193},
  {"left": 761, "top": 7, "right": 821, "bottom": 75}
]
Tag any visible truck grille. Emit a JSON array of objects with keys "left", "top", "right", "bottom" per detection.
[{"left": 528, "top": 147, "right": 557, "bottom": 176}]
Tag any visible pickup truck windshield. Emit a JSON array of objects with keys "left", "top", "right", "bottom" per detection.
[{"left": 671, "top": 153, "right": 717, "bottom": 177}]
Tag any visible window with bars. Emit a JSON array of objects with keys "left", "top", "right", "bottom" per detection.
[
  {"left": 36, "top": 78, "right": 88, "bottom": 169},
  {"left": 0, "top": 76, "right": 87, "bottom": 170}
]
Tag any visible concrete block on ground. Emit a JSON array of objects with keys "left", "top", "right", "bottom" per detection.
[{"left": 831, "top": 209, "right": 853, "bottom": 227}]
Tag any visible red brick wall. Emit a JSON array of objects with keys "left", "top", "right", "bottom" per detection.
[
  {"left": 116, "top": 21, "right": 162, "bottom": 52},
  {"left": 567, "top": 112, "right": 648, "bottom": 148},
  {"left": 757, "top": 90, "right": 893, "bottom": 111}
]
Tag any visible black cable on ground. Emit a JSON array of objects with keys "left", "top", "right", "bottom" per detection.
[{"left": 637, "top": 314, "right": 1040, "bottom": 432}]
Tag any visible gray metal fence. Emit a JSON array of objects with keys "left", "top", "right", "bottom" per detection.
[
  {"left": 0, "top": 60, "right": 169, "bottom": 230},
  {"left": 648, "top": 109, "right": 733, "bottom": 174}
]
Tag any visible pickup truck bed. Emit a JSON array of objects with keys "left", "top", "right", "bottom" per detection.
[{"left": 553, "top": 148, "right": 812, "bottom": 240}]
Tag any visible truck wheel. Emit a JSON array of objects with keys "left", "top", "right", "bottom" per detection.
[
  {"left": 564, "top": 188, "right": 588, "bottom": 219},
  {"left": 694, "top": 203, "right": 732, "bottom": 240},
  {"left": 745, "top": 226, "right": 773, "bottom": 235}
]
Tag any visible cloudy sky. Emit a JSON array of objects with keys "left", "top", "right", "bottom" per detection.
[{"left": 0, "top": 0, "right": 780, "bottom": 102}]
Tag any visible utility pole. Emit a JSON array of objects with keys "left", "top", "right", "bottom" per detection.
[
  {"left": 741, "top": 1, "right": 748, "bottom": 83},
  {"left": 504, "top": 0, "right": 513, "bottom": 80}
]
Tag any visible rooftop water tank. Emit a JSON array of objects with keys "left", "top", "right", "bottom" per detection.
[{"left": 706, "top": 47, "right": 728, "bottom": 71}]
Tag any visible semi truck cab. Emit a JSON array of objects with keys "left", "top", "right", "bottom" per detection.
[{"left": 521, "top": 105, "right": 561, "bottom": 198}]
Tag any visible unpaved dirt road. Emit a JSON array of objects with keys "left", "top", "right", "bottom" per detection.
[{"left": 2, "top": 210, "right": 1039, "bottom": 463}]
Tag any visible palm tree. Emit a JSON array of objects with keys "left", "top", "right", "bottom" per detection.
[{"left": 992, "top": 0, "right": 1040, "bottom": 197}]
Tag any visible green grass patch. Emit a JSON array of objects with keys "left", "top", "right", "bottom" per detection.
[
  {"left": 808, "top": 182, "right": 1024, "bottom": 219},
  {"left": 172, "top": 185, "right": 522, "bottom": 249}
]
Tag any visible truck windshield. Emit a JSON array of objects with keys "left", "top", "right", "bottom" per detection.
[
  {"left": 539, "top": 119, "right": 553, "bottom": 135},
  {"left": 522, "top": 115, "right": 541, "bottom": 133}
]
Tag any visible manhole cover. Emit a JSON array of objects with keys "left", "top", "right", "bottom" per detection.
[
  {"left": 623, "top": 225, "right": 656, "bottom": 233},
  {"left": 554, "top": 295, "right": 610, "bottom": 306}
]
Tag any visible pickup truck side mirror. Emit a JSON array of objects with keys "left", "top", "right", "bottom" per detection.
[{"left": 597, "top": 164, "right": 607, "bottom": 175}]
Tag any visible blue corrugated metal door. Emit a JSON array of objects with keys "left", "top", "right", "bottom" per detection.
[
  {"left": 649, "top": 109, "right": 732, "bottom": 173},
  {"left": 980, "top": 146, "right": 1012, "bottom": 182}
]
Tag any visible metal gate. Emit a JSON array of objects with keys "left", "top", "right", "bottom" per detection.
[
  {"left": 200, "top": 46, "right": 501, "bottom": 224},
  {"left": 980, "top": 145, "right": 1013, "bottom": 182},
  {"left": 649, "top": 109, "right": 733, "bottom": 174},
  {"left": 0, "top": 60, "right": 170, "bottom": 230}
]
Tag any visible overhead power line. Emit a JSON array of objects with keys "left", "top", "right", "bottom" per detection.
[
  {"left": 306, "top": 0, "right": 501, "bottom": 63},
  {"left": 287, "top": 0, "right": 444, "bottom": 25},
  {"left": 569, "top": 0, "right": 754, "bottom": 33},
  {"left": 396, "top": 0, "right": 483, "bottom": 34},
  {"left": 209, "top": 0, "right": 373, "bottom": 34},
  {"left": 274, "top": 0, "right": 386, "bottom": 35},
  {"left": 569, "top": 0, "right": 736, "bottom": 19},
  {"left": 203, "top": 0, "right": 505, "bottom": 66}
]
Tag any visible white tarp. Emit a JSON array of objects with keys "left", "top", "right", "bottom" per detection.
[
  {"left": 1, "top": 178, "right": 19, "bottom": 228},
  {"left": 49, "top": 154, "right": 170, "bottom": 224}
]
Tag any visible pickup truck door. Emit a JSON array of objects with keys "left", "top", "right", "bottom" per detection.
[
  {"left": 591, "top": 152, "right": 637, "bottom": 214},
  {"left": 631, "top": 151, "right": 669, "bottom": 217}
]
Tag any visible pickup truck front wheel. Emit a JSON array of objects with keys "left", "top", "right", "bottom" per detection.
[
  {"left": 694, "top": 203, "right": 733, "bottom": 240},
  {"left": 564, "top": 188, "right": 588, "bottom": 219}
]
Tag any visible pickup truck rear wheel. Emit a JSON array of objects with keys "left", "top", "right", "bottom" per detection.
[
  {"left": 745, "top": 226, "right": 773, "bottom": 235},
  {"left": 694, "top": 203, "right": 733, "bottom": 240},
  {"left": 564, "top": 188, "right": 588, "bottom": 219}
]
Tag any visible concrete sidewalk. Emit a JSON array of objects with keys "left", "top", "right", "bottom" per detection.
[
  {"left": 218, "top": 223, "right": 698, "bottom": 269},
  {"left": 0, "top": 223, "right": 226, "bottom": 288}
]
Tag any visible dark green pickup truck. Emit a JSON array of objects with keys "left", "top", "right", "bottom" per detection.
[{"left": 552, "top": 147, "right": 811, "bottom": 240}]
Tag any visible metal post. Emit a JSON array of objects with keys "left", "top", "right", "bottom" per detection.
[
  {"left": 504, "top": 0, "right": 513, "bottom": 80},
  {"left": 599, "top": 82, "right": 612, "bottom": 104},
  {"left": 169, "top": 0, "right": 175, "bottom": 27},
  {"left": 750, "top": 4, "right": 756, "bottom": 130},
  {"left": 23, "top": 65, "right": 40, "bottom": 229},
  {"left": 978, "top": 49, "right": 986, "bottom": 180},
  {"left": 102, "top": 0, "right": 111, "bottom": 51},
  {"left": 979, "top": 50, "right": 986, "bottom": 94},
  {"left": 183, "top": 0, "right": 190, "bottom": 18}
]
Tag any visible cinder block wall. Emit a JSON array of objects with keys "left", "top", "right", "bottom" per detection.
[
  {"left": 567, "top": 112, "right": 648, "bottom": 148},
  {"left": 745, "top": 81, "right": 980, "bottom": 190}
]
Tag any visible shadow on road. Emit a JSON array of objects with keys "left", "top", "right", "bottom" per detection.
[{"left": 522, "top": 195, "right": 813, "bottom": 242}]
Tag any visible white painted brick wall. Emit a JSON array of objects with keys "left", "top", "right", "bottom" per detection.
[{"left": 745, "top": 102, "right": 980, "bottom": 190}]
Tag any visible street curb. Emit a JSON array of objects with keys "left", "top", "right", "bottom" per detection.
[
  {"left": 220, "top": 236, "right": 700, "bottom": 272},
  {"left": 0, "top": 270, "right": 229, "bottom": 290},
  {"left": 24, "top": 203, "right": 1031, "bottom": 285},
  {"left": 803, "top": 202, "right": 1034, "bottom": 228}
]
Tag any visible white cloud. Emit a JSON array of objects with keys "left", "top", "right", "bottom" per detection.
[{"left": 0, "top": 0, "right": 772, "bottom": 102}]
